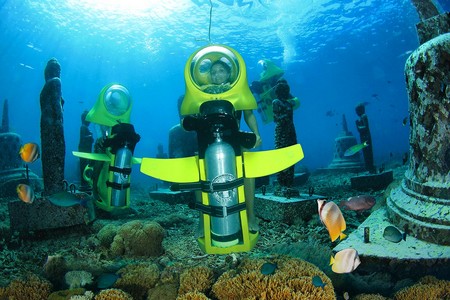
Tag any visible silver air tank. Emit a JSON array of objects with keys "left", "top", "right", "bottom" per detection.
[
  {"left": 204, "top": 132, "right": 241, "bottom": 247},
  {"left": 111, "top": 144, "right": 132, "bottom": 207}
]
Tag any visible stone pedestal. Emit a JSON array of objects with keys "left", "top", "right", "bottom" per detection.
[
  {"left": 387, "top": 32, "right": 450, "bottom": 245},
  {"left": 149, "top": 189, "right": 195, "bottom": 205},
  {"left": 8, "top": 198, "right": 89, "bottom": 233},
  {"left": 255, "top": 193, "right": 323, "bottom": 224},
  {"left": 326, "top": 114, "right": 364, "bottom": 172},
  {"left": 351, "top": 170, "right": 393, "bottom": 191}
]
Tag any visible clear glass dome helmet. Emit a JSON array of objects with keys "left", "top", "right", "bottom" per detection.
[
  {"left": 189, "top": 45, "right": 240, "bottom": 91},
  {"left": 103, "top": 84, "right": 131, "bottom": 116}
]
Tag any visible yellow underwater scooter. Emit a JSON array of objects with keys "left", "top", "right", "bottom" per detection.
[
  {"left": 73, "top": 84, "right": 141, "bottom": 213},
  {"left": 140, "top": 45, "right": 304, "bottom": 254}
]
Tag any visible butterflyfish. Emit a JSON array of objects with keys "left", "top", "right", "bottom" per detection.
[
  {"left": 19, "top": 142, "right": 40, "bottom": 163},
  {"left": 16, "top": 184, "right": 35, "bottom": 204},
  {"left": 330, "top": 248, "right": 361, "bottom": 273},
  {"left": 344, "top": 141, "right": 368, "bottom": 157},
  {"left": 317, "top": 199, "right": 347, "bottom": 242}
]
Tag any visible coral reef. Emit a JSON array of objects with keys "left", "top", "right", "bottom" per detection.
[
  {"left": 43, "top": 254, "right": 68, "bottom": 286},
  {"left": 211, "top": 256, "right": 335, "bottom": 300},
  {"left": 114, "top": 263, "right": 160, "bottom": 299},
  {"left": 178, "top": 266, "right": 215, "bottom": 296},
  {"left": 393, "top": 276, "right": 450, "bottom": 300},
  {"left": 147, "top": 283, "right": 178, "bottom": 300},
  {"left": 2, "top": 274, "right": 52, "bottom": 300},
  {"left": 69, "top": 290, "right": 94, "bottom": 300},
  {"left": 176, "top": 291, "right": 210, "bottom": 300},
  {"left": 47, "top": 288, "right": 86, "bottom": 300},
  {"left": 353, "top": 294, "right": 388, "bottom": 300},
  {"left": 110, "top": 220, "right": 165, "bottom": 257},
  {"left": 65, "top": 271, "right": 93, "bottom": 289},
  {"left": 94, "top": 288, "right": 133, "bottom": 300},
  {"left": 97, "top": 224, "right": 119, "bottom": 248}
]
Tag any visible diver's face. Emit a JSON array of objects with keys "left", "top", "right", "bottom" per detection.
[{"left": 210, "top": 64, "right": 230, "bottom": 85}]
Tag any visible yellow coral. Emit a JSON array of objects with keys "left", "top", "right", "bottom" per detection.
[
  {"left": 178, "top": 266, "right": 214, "bottom": 296},
  {"left": 4, "top": 274, "right": 52, "bottom": 300},
  {"left": 393, "top": 276, "right": 450, "bottom": 300},
  {"left": 211, "top": 256, "right": 336, "bottom": 300},
  {"left": 176, "top": 291, "right": 211, "bottom": 300},
  {"left": 114, "top": 263, "right": 160, "bottom": 299},
  {"left": 110, "top": 220, "right": 165, "bottom": 257},
  {"left": 94, "top": 288, "right": 133, "bottom": 300}
]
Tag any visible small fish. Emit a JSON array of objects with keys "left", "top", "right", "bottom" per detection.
[
  {"left": 19, "top": 142, "right": 40, "bottom": 163},
  {"left": 344, "top": 141, "right": 368, "bottom": 157},
  {"left": 402, "top": 116, "right": 409, "bottom": 126},
  {"left": 340, "top": 195, "right": 376, "bottom": 212},
  {"left": 17, "top": 184, "right": 35, "bottom": 204},
  {"left": 330, "top": 248, "right": 361, "bottom": 274},
  {"left": 317, "top": 199, "right": 347, "bottom": 242},
  {"left": 343, "top": 291, "right": 350, "bottom": 300},
  {"left": 383, "top": 225, "right": 407, "bottom": 243},
  {"left": 312, "top": 275, "right": 326, "bottom": 290},
  {"left": 97, "top": 273, "right": 120, "bottom": 289},
  {"left": 260, "top": 262, "right": 277, "bottom": 275},
  {"left": 402, "top": 152, "right": 409, "bottom": 165},
  {"left": 47, "top": 191, "right": 88, "bottom": 207}
]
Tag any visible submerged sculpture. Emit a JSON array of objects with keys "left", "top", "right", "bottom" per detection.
[{"left": 40, "top": 58, "right": 65, "bottom": 195}]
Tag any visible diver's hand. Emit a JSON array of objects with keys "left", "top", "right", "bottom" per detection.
[{"left": 253, "top": 135, "right": 262, "bottom": 148}]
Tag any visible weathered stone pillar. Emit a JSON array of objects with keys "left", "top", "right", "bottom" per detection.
[
  {"left": 387, "top": 10, "right": 450, "bottom": 245},
  {"left": 40, "top": 58, "right": 65, "bottom": 195}
]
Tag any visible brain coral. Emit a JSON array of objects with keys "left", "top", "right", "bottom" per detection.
[
  {"left": 110, "top": 220, "right": 165, "bottom": 257},
  {"left": 178, "top": 266, "right": 215, "bottom": 296},
  {"left": 114, "top": 262, "right": 160, "bottom": 300},
  {"left": 393, "top": 276, "right": 450, "bottom": 300},
  {"left": 211, "top": 256, "right": 335, "bottom": 300}
]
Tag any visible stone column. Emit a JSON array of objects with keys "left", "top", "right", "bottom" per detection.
[{"left": 387, "top": 18, "right": 450, "bottom": 244}]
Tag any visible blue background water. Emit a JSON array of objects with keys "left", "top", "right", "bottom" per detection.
[{"left": 0, "top": 0, "right": 448, "bottom": 185}]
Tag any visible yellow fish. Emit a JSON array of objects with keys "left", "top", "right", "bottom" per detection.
[
  {"left": 19, "top": 142, "right": 40, "bottom": 163},
  {"left": 330, "top": 248, "right": 361, "bottom": 273},
  {"left": 317, "top": 199, "right": 347, "bottom": 242},
  {"left": 16, "top": 184, "right": 35, "bottom": 204}
]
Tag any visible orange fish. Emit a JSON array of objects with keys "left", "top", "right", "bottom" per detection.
[
  {"left": 16, "top": 184, "right": 35, "bottom": 204},
  {"left": 19, "top": 142, "right": 40, "bottom": 163},
  {"left": 330, "top": 248, "right": 361, "bottom": 273},
  {"left": 317, "top": 199, "right": 347, "bottom": 242}
]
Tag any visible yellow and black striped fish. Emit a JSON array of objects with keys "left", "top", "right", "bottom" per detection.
[{"left": 19, "top": 142, "right": 40, "bottom": 163}]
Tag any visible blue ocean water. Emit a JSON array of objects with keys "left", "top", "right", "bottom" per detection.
[{"left": 0, "top": 0, "right": 448, "bottom": 184}]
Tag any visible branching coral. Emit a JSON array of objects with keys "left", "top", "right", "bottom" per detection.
[
  {"left": 110, "top": 220, "right": 165, "bottom": 257},
  {"left": 177, "top": 291, "right": 211, "bottom": 300},
  {"left": 94, "top": 288, "right": 133, "bottom": 300},
  {"left": 211, "top": 256, "right": 336, "bottom": 300},
  {"left": 178, "top": 266, "right": 215, "bottom": 296},
  {"left": 393, "top": 276, "right": 450, "bottom": 300},
  {"left": 114, "top": 263, "right": 160, "bottom": 299},
  {"left": 4, "top": 274, "right": 52, "bottom": 300},
  {"left": 65, "top": 271, "right": 93, "bottom": 289}
]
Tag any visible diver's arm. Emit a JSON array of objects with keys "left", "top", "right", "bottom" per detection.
[{"left": 243, "top": 110, "right": 262, "bottom": 148}]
